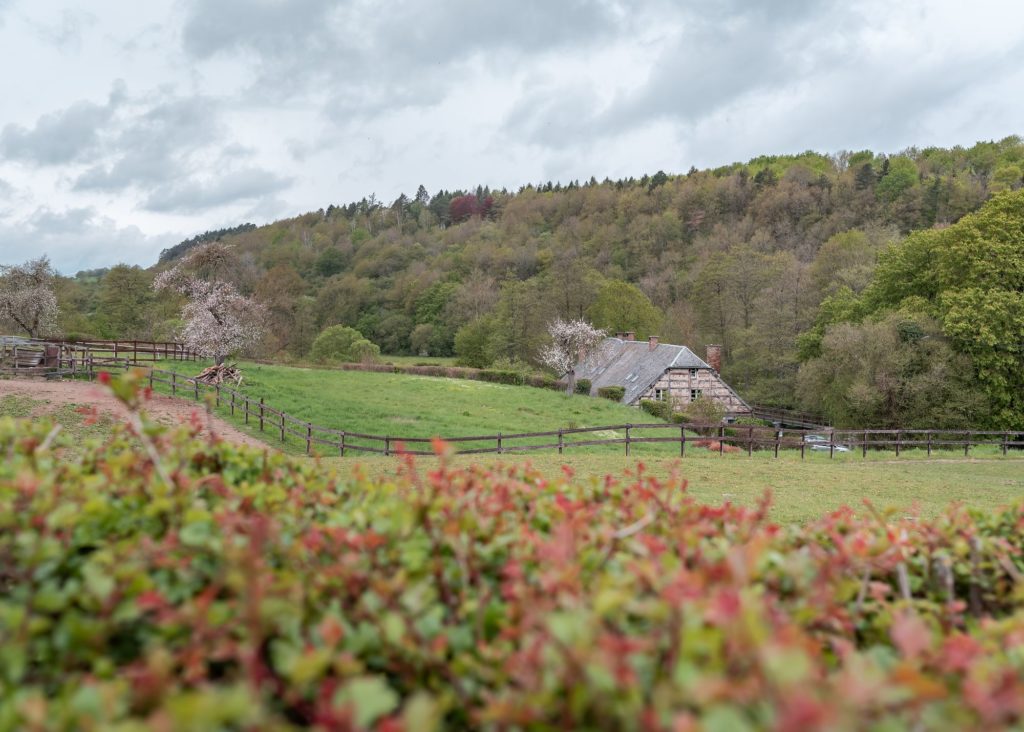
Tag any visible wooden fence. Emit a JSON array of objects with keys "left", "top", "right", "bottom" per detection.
[
  {"left": 37, "top": 339, "right": 198, "bottom": 362},
  {"left": 76, "top": 358, "right": 1024, "bottom": 459}
]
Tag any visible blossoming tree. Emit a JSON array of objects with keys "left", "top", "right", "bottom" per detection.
[
  {"left": 538, "top": 317, "right": 606, "bottom": 394},
  {"left": 0, "top": 257, "right": 58, "bottom": 338},
  {"left": 154, "top": 245, "right": 266, "bottom": 364}
]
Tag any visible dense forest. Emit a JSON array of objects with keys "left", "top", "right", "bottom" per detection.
[{"left": 46, "top": 137, "right": 1024, "bottom": 428}]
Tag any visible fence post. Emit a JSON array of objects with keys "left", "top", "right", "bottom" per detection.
[
  {"left": 244, "top": 397, "right": 249, "bottom": 425},
  {"left": 964, "top": 434, "right": 969, "bottom": 457},
  {"left": 384, "top": 436, "right": 390, "bottom": 457},
  {"left": 149, "top": 370, "right": 154, "bottom": 392},
  {"left": 259, "top": 398, "right": 264, "bottom": 432},
  {"left": 113, "top": 342, "right": 118, "bottom": 360},
  {"left": 306, "top": 424, "right": 312, "bottom": 455},
  {"left": 927, "top": 431, "right": 932, "bottom": 457},
  {"left": 863, "top": 430, "right": 867, "bottom": 458},
  {"left": 194, "top": 379, "right": 200, "bottom": 402},
  {"left": 625, "top": 424, "right": 631, "bottom": 456},
  {"left": 230, "top": 390, "right": 235, "bottom": 417},
  {"left": 215, "top": 385, "right": 220, "bottom": 407},
  {"left": 895, "top": 430, "right": 901, "bottom": 458},
  {"left": 279, "top": 413, "right": 285, "bottom": 443},
  {"left": 800, "top": 436, "right": 805, "bottom": 460},
  {"left": 133, "top": 340, "right": 137, "bottom": 363},
  {"left": 747, "top": 425, "right": 753, "bottom": 457},
  {"left": 719, "top": 424, "right": 725, "bottom": 456},
  {"left": 1003, "top": 432, "right": 1008, "bottom": 457},
  {"left": 558, "top": 429, "right": 563, "bottom": 455},
  {"left": 829, "top": 429, "right": 835, "bottom": 459},
  {"left": 497, "top": 433, "right": 503, "bottom": 454},
  {"left": 774, "top": 429, "right": 779, "bottom": 459},
  {"left": 340, "top": 431, "right": 345, "bottom": 457},
  {"left": 171, "top": 371, "right": 176, "bottom": 396},
  {"left": 681, "top": 425, "right": 686, "bottom": 457}
]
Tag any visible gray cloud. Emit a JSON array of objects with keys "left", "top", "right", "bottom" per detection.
[
  {"left": 74, "top": 94, "right": 223, "bottom": 192},
  {"left": 143, "top": 168, "right": 293, "bottom": 213},
  {"left": 181, "top": 0, "right": 628, "bottom": 114},
  {"left": 504, "top": 0, "right": 1024, "bottom": 159},
  {"left": 0, "top": 206, "right": 178, "bottom": 272},
  {"left": 0, "top": 83, "right": 124, "bottom": 165}
]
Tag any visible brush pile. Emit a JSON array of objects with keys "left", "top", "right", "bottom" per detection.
[{"left": 191, "top": 362, "right": 243, "bottom": 386}]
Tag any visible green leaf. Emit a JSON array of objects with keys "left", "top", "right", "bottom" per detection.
[{"left": 333, "top": 676, "right": 399, "bottom": 728}]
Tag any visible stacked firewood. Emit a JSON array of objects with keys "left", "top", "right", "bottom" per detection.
[{"left": 192, "top": 363, "right": 243, "bottom": 386}]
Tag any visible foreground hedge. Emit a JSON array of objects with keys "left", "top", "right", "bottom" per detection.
[{"left": 1, "top": 383, "right": 1024, "bottom": 730}]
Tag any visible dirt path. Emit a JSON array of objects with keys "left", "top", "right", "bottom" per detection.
[{"left": 0, "top": 378, "right": 270, "bottom": 449}]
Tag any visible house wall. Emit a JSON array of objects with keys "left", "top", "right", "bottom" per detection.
[{"left": 634, "top": 368, "right": 750, "bottom": 415}]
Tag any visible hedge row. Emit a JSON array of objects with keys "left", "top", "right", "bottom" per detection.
[
  {"left": 337, "top": 361, "right": 566, "bottom": 391},
  {"left": 1, "top": 381, "right": 1024, "bottom": 729}
]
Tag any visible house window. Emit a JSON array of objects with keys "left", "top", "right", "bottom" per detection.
[
  {"left": 654, "top": 388, "right": 667, "bottom": 402},
  {"left": 689, "top": 368, "right": 698, "bottom": 377},
  {"left": 690, "top": 388, "right": 703, "bottom": 401}
]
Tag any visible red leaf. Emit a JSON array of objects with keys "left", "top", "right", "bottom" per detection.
[{"left": 891, "top": 611, "right": 931, "bottom": 660}]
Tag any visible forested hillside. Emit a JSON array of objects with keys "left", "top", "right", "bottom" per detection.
[{"left": 50, "top": 137, "right": 1024, "bottom": 426}]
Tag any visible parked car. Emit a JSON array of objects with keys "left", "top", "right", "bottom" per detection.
[{"left": 803, "top": 434, "right": 850, "bottom": 452}]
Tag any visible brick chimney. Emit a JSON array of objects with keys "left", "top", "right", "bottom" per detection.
[
  {"left": 625, "top": 331, "right": 636, "bottom": 341},
  {"left": 648, "top": 335, "right": 659, "bottom": 351},
  {"left": 705, "top": 344, "right": 722, "bottom": 373}
]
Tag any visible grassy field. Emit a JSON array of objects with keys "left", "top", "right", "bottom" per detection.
[
  {"left": 152, "top": 359, "right": 678, "bottom": 453},
  {"left": 329, "top": 451, "right": 1024, "bottom": 524}
]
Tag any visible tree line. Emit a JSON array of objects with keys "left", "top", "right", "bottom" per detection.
[{"left": 7, "top": 136, "right": 1023, "bottom": 429}]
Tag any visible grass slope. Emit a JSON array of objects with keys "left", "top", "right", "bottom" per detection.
[{"left": 156, "top": 359, "right": 659, "bottom": 449}]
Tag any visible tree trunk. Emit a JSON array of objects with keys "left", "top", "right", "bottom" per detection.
[
  {"left": 566, "top": 368, "right": 576, "bottom": 395},
  {"left": 217, "top": 353, "right": 226, "bottom": 365}
]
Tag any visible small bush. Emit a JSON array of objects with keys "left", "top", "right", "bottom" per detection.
[
  {"left": 574, "top": 378, "right": 592, "bottom": 395},
  {"left": 310, "top": 325, "right": 381, "bottom": 364},
  {"left": 480, "top": 369, "right": 523, "bottom": 385},
  {"left": 640, "top": 399, "right": 671, "bottom": 420},
  {"left": 733, "top": 416, "right": 773, "bottom": 427},
  {"left": 597, "top": 385, "right": 626, "bottom": 401}
]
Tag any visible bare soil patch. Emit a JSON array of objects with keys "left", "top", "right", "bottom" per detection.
[{"left": 0, "top": 377, "right": 269, "bottom": 449}]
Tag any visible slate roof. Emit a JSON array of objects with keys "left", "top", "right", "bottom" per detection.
[{"left": 574, "top": 338, "right": 713, "bottom": 404}]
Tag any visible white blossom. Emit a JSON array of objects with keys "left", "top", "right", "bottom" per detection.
[
  {"left": 539, "top": 317, "right": 606, "bottom": 392},
  {"left": 0, "top": 257, "right": 58, "bottom": 338},
  {"left": 155, "top": 246, "right": 266, "bottom": 363}
]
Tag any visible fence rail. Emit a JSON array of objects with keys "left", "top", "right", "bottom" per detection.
[
  {"left": 6, "top": 345, "right": 1023, "bottom": 461},
  {"left": 1, "top": 338, "right": 198, "bottom": 373}
]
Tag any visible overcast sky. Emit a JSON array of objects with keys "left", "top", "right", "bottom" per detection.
[{"left": 0, "top": 0, "right": 1022, "bottom": 273}]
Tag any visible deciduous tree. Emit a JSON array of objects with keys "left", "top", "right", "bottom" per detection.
[
  {"left": 538, "top": 317, "right": 605, "bottom": 394},
  {"left": 153, "top": 245, "right": 266, "bottom": 364},
  {"left": 0, "top": 256, "right": 58, "bottom": 338}
]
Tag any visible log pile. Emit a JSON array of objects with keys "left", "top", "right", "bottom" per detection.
[{"left": 192, "top": 363, "right": 243, "bottom": 386}]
